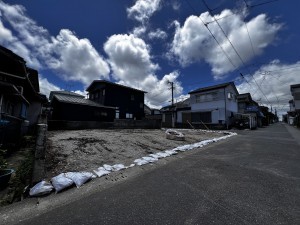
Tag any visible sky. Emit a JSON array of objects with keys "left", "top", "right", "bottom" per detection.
[{"left": 1, "top": 0, "right": 300, "bottom": 118}]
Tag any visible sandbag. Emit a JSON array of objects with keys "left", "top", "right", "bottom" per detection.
[
  {"left": 29, "top": 181, "right": 53, "bottom": 196},
  {"left": 65, "top": 172, "right": 94, "bottom": 188},
  {"left": 51, "top": 173, "right": 74, "bottom": 193}
]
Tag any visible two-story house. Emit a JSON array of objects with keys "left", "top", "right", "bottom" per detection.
[
  {"left": 186, "top": 82, "right": 239, "bottom": 129},
  {"left": 86, "top": 80, "right": 146, "bottom": 120},
  {"left": 0, "top": 45, "right": 45, "bottom": 146}
]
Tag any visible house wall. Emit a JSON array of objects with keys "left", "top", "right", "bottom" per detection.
[
  {"left": 291, "top": 86, "right": 300, "bottom": 110},
  {"left": 295, "top": 100, "right": 300, "bottom": 110},
  {"left": 27, "top": 101, "right": 42, "bottom": 126},
  {"left": 89, "top": 83, "right": 145, "bottom": 120},
  {"left": 189, "top": 85, "right": 238, "bottom": 125},
  {"left": 177, "top": 110, "right": 191, "bottom": 123}
]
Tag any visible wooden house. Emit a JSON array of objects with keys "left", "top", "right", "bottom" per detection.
[
  {"left": 0, "top": 45, "right": 45, "bottom": 146},
  {"left": 86, "top": 80, "right": 146, "bottom": 120}
]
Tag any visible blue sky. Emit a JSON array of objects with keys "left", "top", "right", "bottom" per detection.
[{"left": 0, "top": 0, "right": 300, "bottom": 117}]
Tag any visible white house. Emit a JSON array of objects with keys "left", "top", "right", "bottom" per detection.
[{"left": 177, "top": 82, "right": 239, "bottom": 129}]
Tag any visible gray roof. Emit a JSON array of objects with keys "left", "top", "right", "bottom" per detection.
[
  {"left": 189, "top": 82, "right": 238, "bottom": 94},
  {"left": 53, "top": 94, "right": 115, "bottom": 109},
  {"left": 49, "top": 91, "right": 84, "bottom": 101}
]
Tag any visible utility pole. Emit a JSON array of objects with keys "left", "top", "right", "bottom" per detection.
[
  {"left": 168, "top": 81, "right": 175, "bottom": 127},
  {"left": 170, "top": 81, "right": 174, "bottom": 106}
]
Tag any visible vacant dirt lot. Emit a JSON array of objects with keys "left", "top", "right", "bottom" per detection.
[{"left": 45, "top": 129, "right": 225, "bottom": 178}]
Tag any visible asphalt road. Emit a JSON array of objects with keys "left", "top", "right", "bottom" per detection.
[{"left": 17, "top": 123, "right": 300, "bottom": 224}]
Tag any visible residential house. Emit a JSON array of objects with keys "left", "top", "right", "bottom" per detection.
[
  {"left": 86, "top": 80, "right": 146, "bottom": 120},
  {"left": 0, "top": 45, "right": 45, "bottom": 146},
  {"left": 161, "top": 98, "right": 190, "bottom": 128},
  {"left": 237, "top": 93, "right": 264, "bottom": 128},
  {"left": 186, "top": 82, "right": 239, "bottom": 129},
  {"left": 144, "top": 104, "right": 161, "bottom": 120},
  {"left": 287, "top": 84, "right": 300, "bottom": 126},
  {"left": 49, "top": 91, "right": 115, "bottom": 122}
]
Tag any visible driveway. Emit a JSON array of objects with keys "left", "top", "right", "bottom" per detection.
[{"left": 2, "top": 123, "right": 300, "bottom": 225}]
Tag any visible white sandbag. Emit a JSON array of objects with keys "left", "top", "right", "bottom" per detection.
[
  {"left": 112, "top": 164, "right": 126, "bottom": 171},
  {"left": 51, "top": 173, "right": 74, "bottom": 193},
  {"left": 142, "top": 156, "right": 158, "bottom": 163},
  {"left": 93, "top": 167, "right": 111, "bottom": 177},
  {"left": 65, "top": 172, "right": 94, "bottom": 188},
  {"left": 134, "top": 158, "right": 150, "bottom": 166},
  {"left": 29, "top": 181, "right": 53, "bottom": 197},
  {"left": 103, "top": 164, "right": 113, "bottom": 171}
]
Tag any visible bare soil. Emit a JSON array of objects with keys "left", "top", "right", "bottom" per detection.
[{"left": 45, "top": 129, "right": 225, "bottom": 178}]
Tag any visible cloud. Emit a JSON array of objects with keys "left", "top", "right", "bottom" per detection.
[
  {"left": 148, "top": 28, "right": 167, "bottom": 40},
  {"left": 47, "top": 29, "right": 110, "bottom": 85},
  {"left": 39, "top": 77, "right": 61, "bottom": 97},
  {"left": 236, "top": 61, "right": 300, "bottom": 118},
  {"left": 132, "top": 26, "right": 147, "bottom": 37},
  {"left": 127, "top": 0, "right": 161, "bottom": 23},
  {"left": 104, "top": 34, "right": 159, "bottom": 82},
  {"left": 0, "top": 1, "right": 110, "bottom": 86},
  {"left": 104, "top": 34, "right": 182, "bottom": 108},
  {"left": 170, "top": 9, "right": 282, "bottom": 78}
]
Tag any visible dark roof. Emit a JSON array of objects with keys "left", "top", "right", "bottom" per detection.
[
  {"left": 0, "top": 45, "right": 25, "bottom": 63},
  {"left": 189, "top": 82, "right": 238, "bottom": 94},
  {"left": 291, "top": 84, "right": 300, "bottom": 90},
  {"left": 86, "top": 80, "right": 147, "bottom": 93},
  {"left": 161, "top": 98, "right": 190, "bottom": 111},
  {"left": 52, "top": 94, "right": 115, "bottom": 109},
  {"left": 237, "top": 93, "right": 252, "bottom": 101}
]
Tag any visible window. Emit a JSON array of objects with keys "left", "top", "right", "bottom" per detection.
[
  {"left": 20, "top": 103, "right": 27, "bottom": 118},
  {"left": 101, "top": 112, "right": 107, "bottom": 117},
  {"left": 95, "top": 92, "right": 98, "bottom": 99},
  {"left": 102, "top": 89, "right": 105, "bottom": 96},
  {"left": 140, "top": 103, "right": 143, "bottom": 109},
  {"left": 115, "top": 110, "right": 119, "bottom": 119},
  {"left": 131, "top": 94, "right": 134, "bottom": 101},
  {"left": 227, "top": 92, "right": 234, "bottom": 100},
  {"left": 195, "top": 92, "right": 218, "bottom": 103},
  {"left": 126, "top": 113, "right": 133, "bottom": 119}
]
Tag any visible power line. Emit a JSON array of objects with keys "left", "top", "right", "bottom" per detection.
[
  {"left": 202, "top": 0, "right": 273, "bottom": 106},
  {"left": 245, "top": 0, "right": 280, "bottom": 9},
  {"left": 185, "top": 0, "right": 238, "bottom": 71}
]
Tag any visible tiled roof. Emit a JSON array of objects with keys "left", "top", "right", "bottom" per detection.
[{"left": 53, "top": 94, "right": 115, "bottom": 109}]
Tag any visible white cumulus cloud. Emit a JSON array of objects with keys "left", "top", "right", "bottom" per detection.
[
  {"left": 47, "top": 29, "right": 110, "bottom": 85},
  {"left": 104, "top": 34, "right": 182, "bottom": 108},
  {"left": 170, "top": 9, "right": 282, "bottom": 78},
  {"left": 39, "top": 77, "right": 61, "bottom": 97},
  {"left": 236, "top": 61, "right": 300, "bottom": 118},
  {"left": 148, "top": 28, "right": 167, "bottom": 40},
  {"left": 127, "top": 0, "right": 161, "bottom": 23},
  {"left": 0, "top": 1, "right": 110, "bottom": 87}
]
